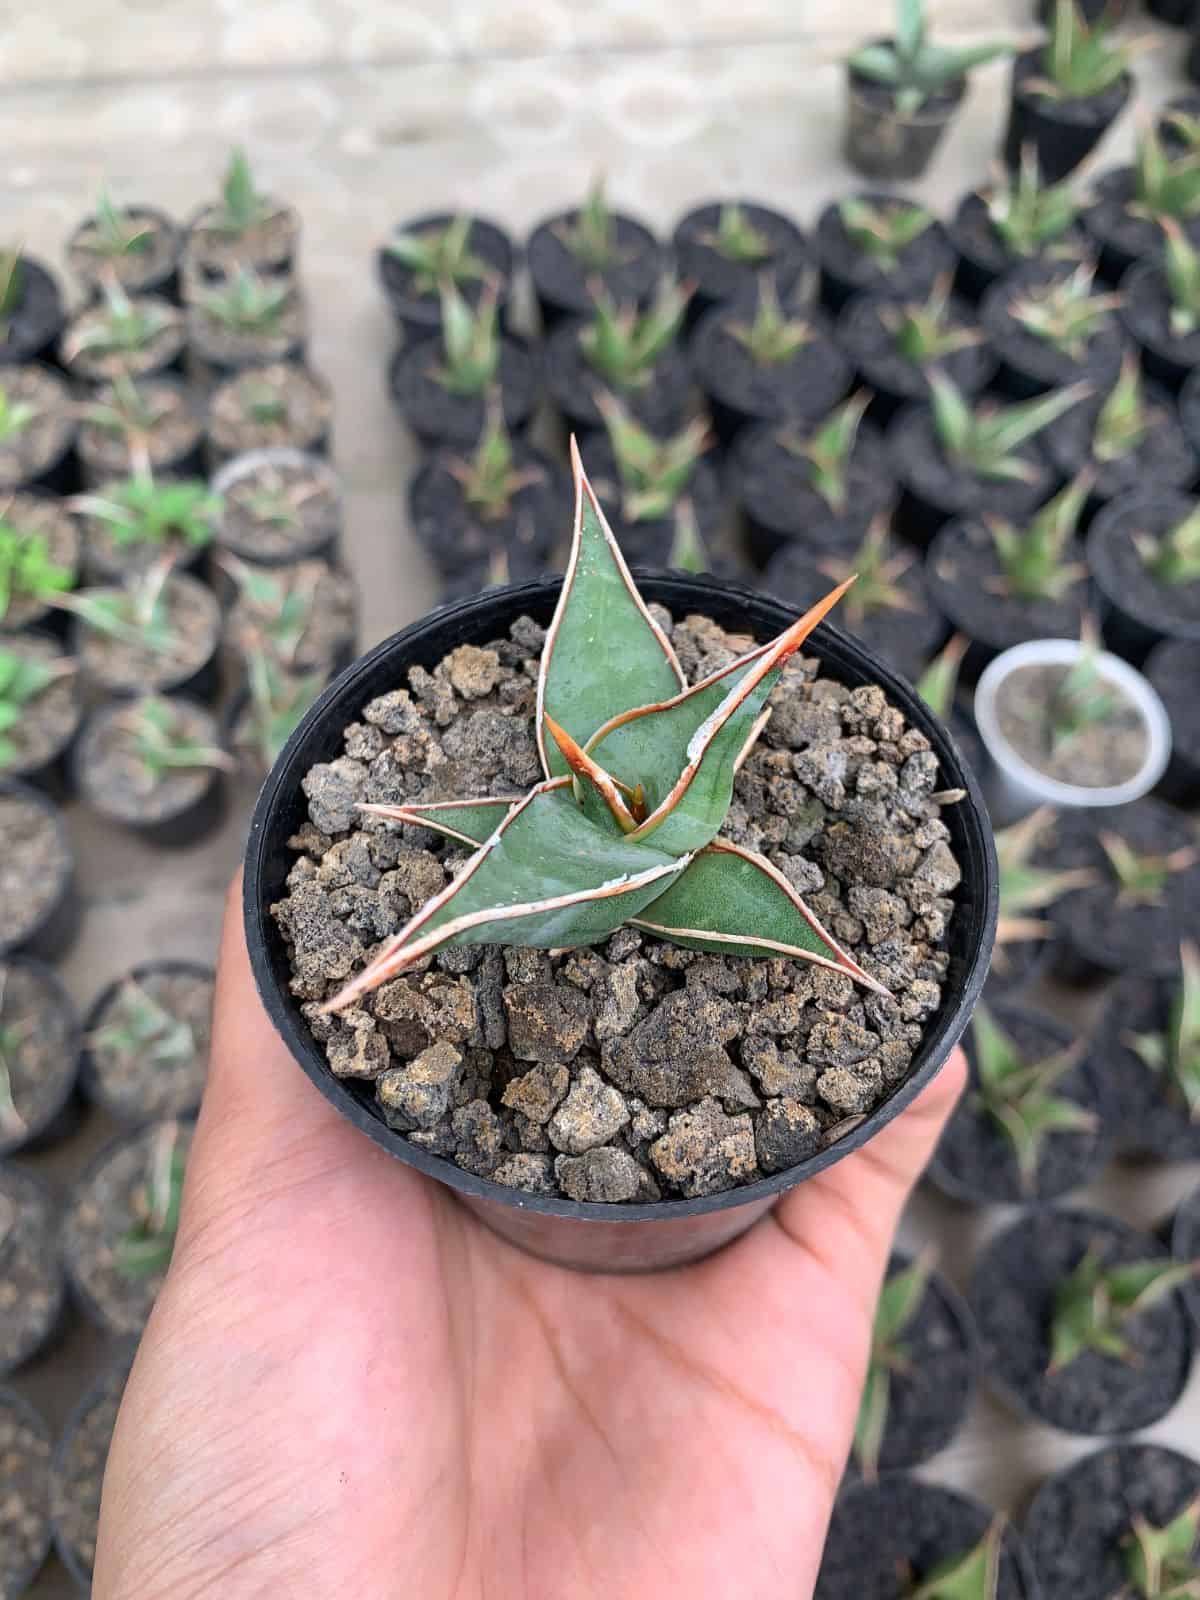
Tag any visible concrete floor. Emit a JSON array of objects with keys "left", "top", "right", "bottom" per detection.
[{"left": 4, "top": 2, "right": 1200, "bottom": 1594}]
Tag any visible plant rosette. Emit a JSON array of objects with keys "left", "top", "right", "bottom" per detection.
[
  {"left": 50, "top": 1354, "right": 134, "bottom": 1593},
  {"left": 0, "top": 364, "right": 77, "bottom": 496},
  {"left": 0, "top": 252, "right": 65, "bottom": 368},
  {"left": 206, "top": 360, "right": 332, "bottom": 467},
  {"left": 972, "top": 1206, "right": 1197, "bottom": 1435},
  {"left": 948, "top": 156, "right": 1091, "bottom": 304},
  {"left": 1121, "top": 238, "right": 1200, "bottom": 395},
  {"left": 691, "top": 283, "right": 851, "bottom": 447},
  {"left": 732, "top": 408, "right": 896, "bottom": 569},
  {"left": 975, "top": 638, "right": 1173, "bottom": 817},
  {"left": 1026, "top": 1442, "right": 1200, "bottom": 1600},
  {"left": 213, "top": 447, "right": 341, "bottom": 568},
  {"left": 81, "top": 962, "right": 214, "bottom": 1123},
  {"left": 223, "top": 555, "right": 358, "bottom": 677},
  {"left": 1088, "top": 491, "right": 1200, "bottom": 666},
  {"left": 59, "top": 286, "right": 185, "bottom": 387},
  {"left": 0, "top": 782, "right": 77, "bottom": 962},
  {"left": 245, "top": 450, "right": 995, "bottom": 1272},
  {"left": 62, "top": 566, "right": 222, "bottom": 703},
  {"left": 0, "top": 955, "right": 80, "bottom": 1157},
  {"left": 0, "top": 1167, "right": 65, "bottom": 1378},
  {"left": 74, "top": 693, "right": 232, "bottom": 848},
  {"left": 377, "top": 211, "right": 515, "bottom": 340},
  {"left": 186, "top": 267, "right": 306, "bottom": 377},
  {"left": 818, "top": 1477, "right": 1037, "bottom": 1599},
  {"left": 543, "top": 284, "right": 691, "bottom": 441},
  {"left": 1146, "top": 636, "right": 1200, "bottom": 806},
  {"left": 815, "top": 193, "right": 954, "bottom": 315},
  {"left": 0, "top": 1388, "right": 52, "bottom": 1599},
  {"left": 928, "top": 1000, "right": 1109, "bottom": 1205},
  {"left": 1175, "top": 1184, "right": 1200, "bottom": 1329},
  {"left": 1081, "top": 129, "right": 1200, "bottom": 286},
  {"left": 837, "top": 281, "right": 995, "bottom": 423},
  {"left": 671, "top": 200, "right": 810, "bottom": 329},
  {"left": 77, "top": 375, "right": 203, "bottom": 486},
  {"left": 67, "top": 194, "right": 181, "bottom": 302},
  {"left": 71, "top": 472, "right": 220, "bottom": 585},
  {"left": 1091, "top": 959, "right": 1200, "bottom": 1165},
  {"left": 980, "top": 258, "right": 1123, "bottom": 400},
  {"left": 0, "top": 632, "right": 82, "bottom": 792},
  {"left": 983, "top": 805, "right": 1094, "bottom": 1001},
  {"left": 184, "top": 146, "right": 298, "bottom": 282},
  {"left": 0, "top": 494, "right": 79, "bottom": 634},
  {"left": 526, "top": 183, "right": 661, "bottom": 330},
  {"left": 225, "top": 656, "right": 328, "bottom": 777}
]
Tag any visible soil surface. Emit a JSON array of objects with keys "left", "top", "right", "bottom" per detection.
[
  {"left": 0, "top": 364, "right": 75, "bottom": 491},
  {"left": 0, "top": 1167, "right": 63, "bottom": 1374},
  {"left": 187, "top": 283, "right": 306, "bottom": 371},
  {"left": 185, "top": 199, "right": 299, "bottom": 278},
  {"left": 993, "top": 661, "right": 1148, "bottom": 790},
  {"left": 50, "top": 1357, "right": 131, "bottom": 1587},
  {"left": 0, "top": 1390, "right": 52, "bottom": 1596},
  {"left": 928, "top": 516, "right": 1088, "bottom": 658},
  {"left": 274, "top": 609, "right": 963, "bottom": 1204},
  {"left": 889, "top": 403, "right": 1055, "bottom": 539},
  {"left": 0, "top": 494, "right": 80, "bottom": 631},
  {"left": 216, "top": 455, "right": 341, "bottom": 564},
  {"left": 78, "top": 491, "right": 212, "bottom": 585},
  {"left": 814, "top": 196, "right": 953, "bottom": 312},
  {"left": 77, "top": 377, "right": 202, "bottom": 482},
  {"left": 207, "top": 361, "right": 332, "bottom": 460},
  {"left": 84, "top": 965, "right": 213, "bottom": 1122},
  {"left": 67, "top": 205, "right": 180, "bottom": 297},
  {"left": 0, "top": 792, "right": 72, "bottom": 953},
  {"left": 973, "top": 1208, "right": 1193, "bottom": 1435},
  {"left": 1092, "top": 974, "right": 1200, "bottom": 1164},
  {"left": 0, "top": 959, "right": 78, "bottom": 1156},
  {"left": 526, "top": 210, "right": 661, "bottom": 324},
  {"left": 1089, "top": 492, "right": 1200, "bottom": 643},
  {"left": 62, "top": 294, "right": 185, "bottom": 384},
  {"left": 226, "top": 559, "right": 357, "bottom": 675},
  {"left": 689, "top": 301, "right": 851, "bottom": 433},
  {"left": 0, "top": 632, "right": 80, "bottom": 781},
  {"left": 77, "top": 695, "right": 222, "bottom": 827},
  {"left": 75, "top": 570, "right": 219, "bottom": 695}
]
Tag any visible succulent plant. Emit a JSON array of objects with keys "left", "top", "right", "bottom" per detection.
[
  {"left": 915, "top": 633, "right": 968, "bottom": 720},
  {"left": 0, "top": 648, "right": 74, "bottom": 769},
  {"left": 698, "top": 203, "right": 772, "bottom": 264},
  {"left": 908, "top": 1521, "right": 1004, "bottom": 1600},
  {"left": 199, "top": 268, "right": 293, "bottom": 335},
  {"left": 90, "top": 981, "right": 197, "bottom": 1073},
  {"left": 242, "top": 650, "right": 324, "bottom": 768},
  {"left": 970, "top": 1002, "right": 1094, "bottom": 1191},
  {"left": 727, "top": 278, "right": 813, "bottom": 366},
  {"left": 929, "top": 372, "right": 1085, "bottom": 483},
  {"left": 63, "top": 280, "right": 175, "bottom": 361},
  {"left": 1123, "top": 1495, "right": 1200, "bottom": 1599},
  {"left": 854, "top": 1248, "right": 938, "bottom": 1481},
  {"left": 1045, "top": 625, "right": 1122, "bottom": 754},
  {"left": 554, "top": 177, "right": 621, "bottom": 271},
  {"left": 984, "top": 470, "right": 1091, "bottom": 602},
  {"left": 212, "top": 146, "right": 276, "bottom": 235},
  {"left": 1006, "top": 264, "right": 1121, "bottom": 360},
  {"left": 115, "top": 1120, "right": 186, "bottom": 1279},
  {"left": 237, "top": 375, "right": 290, "bottom": 426},
  {"left": 781, "top": 391, "right": 872, "bottom": 515},
  {"left": 1124, "top": 942, "right": 1200, "bottom": 1123},
  {"left": 839, "top": 197, "right": 934, "bottom": 272},
  {"left": 221, "top": 553, "right": 324, "bottom": 668},
  {"left": 323, "top": 446, "right": 886, "bottom": 1015},
  {"left": 0, "top": 250, "right": 24, "bottom": 325},
  {"left": 1028, "top": 0, "right": 1131, "bottom": 102},
  {"left": 1161, "top": 220, "right": 1200, "bottom": 338},
  {"left": 1133, "top": 497, "right": 1200, "bottom": 587},
  {"left": 985, "top": 146, "right": 1082, "bottom": 258},
  {"left": 236, "top": 468, "right": 320, "bottom": 536},
  {"left": 880, "top": 274, "right": 981, "bottom": 365},
  {"left": 1132, "top": 124, "right": 1200, "bottom": 226},
  {"left": 71, "top": 472, "right": 221, "bottom": 553},
  {"left": 0, "top": 520, "right": 73, "bottom": 623},
  {"left": 446, "top": 404, "right": 542, "bottom": 522},
  {"left": 991, "top": 806, "right": 1096, "bottom": 968},
  {"left": 51, "top": 562, "right": 179, "bottom": 657},
  {"left": 818, "top": 515, "right": 918, "bottom": 628},
  {"left": 385, "top": 214, "right": 488, "bottom": 294},
  {"left": 82, "top": 374, "right": 174, "bottom": 462},
  {"left": 435, "top": 282, "right": 500, "bottom": 396},
  {"left": 116, "top": 694, "right": 233, "bottom": 785},
  {"left": 848, "top": 0, "right": 1010, "bottom": 116},
  {"left": 579, "top": 280, "right": 690, "bottom": 391},
  {"left": 597, "top": 394, "right": 711, "bottom": 523},
  {"left": 0, "top": 384, "right": 38, "bottom": 443},
  {"left": 1049, "top": 1245, "right": 1197, "bottom": 1372},
  {"left": 667, "top": 500, "right": 710, "bottom": 574},
  {"left": 77, "top": 188, "right": 152, "bottom": 258},
  {"left": 1098, "top": 832, "right": 1198, "bottom": 908}
]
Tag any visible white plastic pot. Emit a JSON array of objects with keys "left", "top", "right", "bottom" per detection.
[{"left": 975, "top": 638, "right": 1172, "bottom": 820}]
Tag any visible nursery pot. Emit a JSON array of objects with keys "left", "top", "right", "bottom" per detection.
[
  {"left": 244, "top": 576, "right": 997, "bottom": 1275},
  {"left": 975, "top": 638, "right": 1172, "bottom": 820},
  {"left": 843, "top": 63, "right": 965, "bottom": 183}
]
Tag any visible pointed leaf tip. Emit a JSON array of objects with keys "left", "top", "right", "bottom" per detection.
[{"left": 543, "top": 712, "right": 638, "bottom": 832}]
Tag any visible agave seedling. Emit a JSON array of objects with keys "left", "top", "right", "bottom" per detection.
[
  {"left": 554, "top": 177, "right": 622, "bottom": 272},
  {"left": 880, "top": 274, "right": 981, "bottom": 365},
  {"left": 781, "top": 391, "right": 872, "bottom": 516},
  {"left": 199, "top": 268, "right": 293, "bottom": 336},
  {"left": 115, "top": 1120, "right": 186, "bottom": 1279},
  {"left": 597, "top": 393, "right": 711, "bottom": 523},
  {"left": 579, "top": 280, "right": 690, "bottom": 391},
  {"left": 242, "top": 650, "right": 324, "bottom": 769},
  {"left": 63, "top": 278, "right": 175, "bottom": 361},
  {"left": 848, "top": 0, "right": 1010, "bottom": 116},
  {"left": 0, "top": 519, "right": 73, "bottom": 623},
  {"left": 0, "top": 249, "right": 23, "bottom": 327},
  {"left": 1124, "top": 942, "right": 1200, "bottom": 1123},
  {"left": 1131, "top": 123, "right": 1200, "bottom": 226},
  {"left": 435, "top": 282, "right": 500, "bottom": 396},
  {"left": 1028, "top": 0, "right": 1131, "bottom": 102},
  {"left": 325, "top": 445, "right": 888, "bottom": 1015},
  {"left": 386, "top": 214, "right": 488, "bottom": 294},
  {"left": 1133, "top": 499, "right": 1200, "bottom": 588},
  {"left": 1006, "top": 265, "right": 1121, "bottom": 361},
  {"left": 1122, "top": 1496, "right": 1200, "bottom": 1599},
  {"left": 1093, "top": 355, "right": 1152, "bottom": 461},
  {"left": 211, "top": 146, "right": 277, "bottom": 236},
  {"left": 983, "top": 470, "right": 1092, "bottom": 602},
  {"left": 929, "top": 372, "right": 1086, "bottom": 483},
  {"left": 1049, "top": 1245, "right": 1197, "bottom": 1372},
  {"left": 698, "top": 203, "right": 772, "bottom": 264},
  {"left": 839, "top": 197, "right": 934, "bottom": 273},
  {"left": 221, "top": 553, "right": 324, "bottom": 668},
  {"left": 854, "top": 1249, "right": 938, "bottom": 1482},
  {"left": 76, "top": 187, "right": 152, "bottom": 258},
  {"left": 915, "top": 633, "right": 968, "bottom": 721},
  {"left": 51, "top": 562, "right": 178, "bottom": 658},
  {"left": 908, "top": 1521, "right": 1004, "bottom": 1600},
  {"left": 1161, "top": 220, "right": 1200, "bottom": 338},
  {"left": 1098, "top": 832, "right": 1198, "bottom": 908},
  {"left": 81, "top": 373, "right": 175, "bottom": 466},
  {"left": 986, "top": 146, "right": 1082, "bottom": 258},
  {"left": 90, "top": 981, "right": 197, "bottom": 1075},
  {"left": 0, "top": 648, "right": 74, "bottom": 769},
  {"left": 727, "top": 278, "right": 813, "bottom": 365},
  {"left": 817, "top": 516, "right": 918, "bottom": 629},
  {"left": 667, "top": 500, "right": 710, "bottom": 575},
  {"left": 1045, "top": 624, "right": 1122, "bottom": 754},
  {"left": 0, "top": 383, "right": 38, "bottom": 443},
  {"left": 990, "top": 807, "right": 1097, "bottom": 971},
  {"left": 446, "top": 403, "right": 542, "bottom": 522},
  {"left": 114, "top": 695, "right": 234, "bottom": 787},
  {"left": 71, "top": 472, "right": 221, "bottom": 553}
]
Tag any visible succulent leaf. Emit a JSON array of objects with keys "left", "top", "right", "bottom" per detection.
[
  {"left": 910, "top": 1521, "right": 1004, "bottom": 1600},
  {"left": 986, "top": 470, "right": 1092, "bottom": 602},
  {"left": 849, "top": 0, "right": 1009, "bottom": 114},
  {"left": 1050, "top": 1244, "right": 1198, "bottom": 1373},
  {"left": 854, "top": 1248, "right": 938, "bottom": 1479},
  {"left": 971, "top": 1003, "right": 1095, "bottom": 1190},
  {"left": 916, "top": 634, "right": 967, "bottom": 721},
  {"left": 357, "top": 795, "right": 518, "bottom": 849},
  {"left": 987, "top": 146, "right": 1081, "bottom": 256},
  {"left": 1124, "top": 1497, "right": 1200, "bottom": 1599},
  {"left": 1035, "top": 0, "right": 1130, "bottom": 102},
  {"left": 839, "top": 198, "right": 933, "bottom": 271},
  {"left": 1127, "top": 942, "right": 1200, "bottom": 1121}
]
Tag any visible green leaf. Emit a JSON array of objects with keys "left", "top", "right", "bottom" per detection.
[
  {"left": 916, "top": 635, "right": 967, "bottom": 720},
  {"left": 357, "top": 796, "right": 516, "bottom": 848},
  {"left": 911, "top": 1521, "right": 1004, "bottom": 1600},
  {"left": 850, "top": 44, "right": 901, "bottom": 82},
  {"left": 896, "top": 0, "right": 925, "bottom": 62},
  {"left": 875, "top": 1249, "right": 937, "bottom": 1345},
  {"left": 853, "top": 1363, "right": 891, "bottom": 1481},
  {"left": 1124, "top": 1499, "right": 1200, "bottom": 1599},
  {"left": 1105, "top": 1259, "right": 1198, "bottom": 1315}
]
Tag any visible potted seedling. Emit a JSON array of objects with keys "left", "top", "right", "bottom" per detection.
[
  {"left": 980, "top": 260, "right": 1122, "bottom": 398},
  {"left": 527, "top": 179, "right": 661, "bottom": 329},
  {"left": 815, "top": 194, "right": 952, "bottom": 314},
  {"left": 222, "top": 553, "right": 358, "bottom": 677},
  {"left": 59, "top": 278, "right": 184, "bottom": 386},
  {"left": 928, "top": 471, "right": 1092, "bottom": 676},
  {"left": 67, "top": 185, "right": 181, "bottom": 301},
  {"left": 1088, "top": 490, "right": 1200, "bottom": 665},
  {"left": 837, "top": 273, "right": 994, "bottom": 422},
  {"left": 74, "top": 692, "right": 232, "bottom": 848},
  {"left": 1119, "top": 220, "right": 1200, "bottom": 392},
  {"left": 0, "top": 1388, "right": 52, "bottom": 1600},
  {"left": 213, "top": 447, "right": 341, "bottom": 568},
  {"left": 984, "top": 806, "right": 1098, "bottom": 996},
  {"left": 1084, "top": 123, "right": 1200, "bottom": 288},
  {"left": 187, "top": 266, "right": 305, "bottom": 377},
  {"left": 1003, "top": 0, "right": 1135, "bottom": 183},
  {"left": 51, "top": 1354, "right": 134, "bottom": 1594},
  {"left": 185, "top": 145, "right": 299, "bottom": 281},
  {"left": 844, "top": 0, "right": 1011, "bottom": 182},
  {"left": 438, "top": 535, "right": 555, "bottom": 605},
  {"left": 544, "top": 278, "right": 691, "bottom": 440},
  {"left": 0, "top": 364, "right": 76, "bottom": 495},
  {"left": 390, "top": 284, "right": 536, "bottom": 450},
  {"left": 77, "top": 374, "right": 203, "bottom": 486},
  {"left": 0, "top": 1167, "right": 65, "bottom": 1378},
  {"left": 850, "top": 1249, "right": 978, "bottom": 1484},
  {"left": 378, "top": 211, "right": 514, "bottom": 340},
  {"left": 732, "top": 395, "right": 895, "bottom": 567},
  {"left": 1147, "top": 635, "right": 1200, "bottom": 804},
  {"left": 928, "top": 1000, "right": 1106, "bottom": 1205},
  {"left": 206, "top": 360, "right": 332, "bottom": 466},
  {"left": 691, "top": 276, "right": 851, "bottom": 446},
  {"left": 0, "top": 248, "right": 64, "bottom": 368},
  {"left": 55, "top": 561, "right": 222, "bottom": 703},
  {"left": 244, "top": 448, "right": 995, "bottom": 1271},
  {"left": 949, "top": 147, "right": 1090, "bottom": 302},
  {"left": 70, "top": 469, "right": 220, "bottom": 583},
  {"left": 915, "top": 632, "right": 988, "bottom": 780},
  {"left": 973, "top": 1207, "right": 1197, "bottom": 1434},
  {"left": 1026, "top": 1442, "right": 1200, "bottom": 1600},
  {"left": 818, "top": 1484, "right": 1036, "bottom": 1599},
  {"left": 671, "top": 200, "right": 809, "bottom": 329},
  {"left": 581, "top": 397, "right": 720, "bottom": 566},
  {"left": 0, "top": 956, "right": 80, "bottom": 1155},
  {"left": 764, "top": 514, "right": 945, "bottom": 686},
  {"left": 0, "top": 635, "right": 81, "bottom": 792},
  {"left": 82, "top": 962, "right": 214, "bottom": 1123},
  {"left": 227, "top": 650, "right": 327, "bottom": 775},
  {"left": 889, "top": 372, "right": 1081, "bottom": 548},
  {"left": 0, "top": 782, "right": 77, "bottom": 961},
  {"left": 0, "top": 497, "right": 78, "bottom": 633}
]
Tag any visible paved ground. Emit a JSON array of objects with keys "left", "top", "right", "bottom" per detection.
[{"left": 5, "top": 2, "right": 1200, "bottom": 1593}]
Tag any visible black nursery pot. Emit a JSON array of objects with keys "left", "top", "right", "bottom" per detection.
[
  {"left": 0, "top": 956, "right": 82, "bottom": 1157},
  {"left": 543, "top": 317, "right": 690, "bottom": 441},
  {"left": 843, "top": 61, "right": 965, "bottom": 184},
  {"left": 526, "top": 207, "right": 660, "bottom": 331},
  {"left": 408, "top": 445, "right": 567, "bottom": 581},
  {"left": 817, "top": 1476, "right": 1039, "bottom": 1599},
  {"left": 1162, "top": 0, "right": 1199, "bottom": 25},
  {"left": 1173, "top": 1186, "right": 1200, "bottom": 1329},
  {"left": 1092, "top": 974, "right": 1200, "bottom": 1164},
  {"left": 1084, "top": 169, "right": 1200, "bottom": 287},
  {"left": 1177, "top": 362, "right": 1200, "bottom": 466},
  {"left": 1191, "top": 21, "right": 1200, "bottom": 87},
  {"left": 50, "top": 1349, "right": 134, "bottom": 1595},
  {"left": 980, "top": 258, "right": 1124, "bottom": 400},
  {"left": 0, "top": 257, "right": 65, "bottom": 369},
  {"left": 671, "top": 200, "right": 810, "bottom": 330},
  {"left": 948, "top": 189, "right": 1092, "bottom": 305},
  {"left": 388, "top": 333, "right": 537, "bottom": 452},
  {"left": 837, "top": 290, "right": 995, "bottom": 424},
  {"left": 0, "top": 781, "right": 79, "bottom": 963},
  {"left": 0, "top": 364, "right": 79, "bottom": 498},
  {"left": 1119, "top": 259, "right": 1200, "bottom": 394},
  {"left": 80, "top": 959, "right": 214, "bottom": 1123},
  {"left": 1088, "top": 491, "right": 1200, "bottom": 666},
  {"left": 1042, "top": 384, "right": 1197, "bottom": 531},
  {"left": 243, "top": 576, "right": 997, "bottom": 1274},
  {"left": 0, "top": 1166, "right": 68, "bottom": 1378},
  {"left": 814, "top": 196, "right": 954, "bottom": 316},
  {"left": 984, "top": 934, "right": 1052, "bottom": 1002},
  {"left": 376, "top": 213, "right": 515, "bottom": 342},
  {"left": 973, "top": 1206, "right": 1194, "bottom": 1435},
  {"left": 1003, "top": 48, "right": 1132, "bottom": 185},
  {"left": 1146, "top": 636, "right": 1200, "bottom": 805},
  {"left": 73, "top": 699, "right": 229, "bottom": 850},
  {"left": 1025, "top": 1442, "right": 1200, "bottom": 1600}
]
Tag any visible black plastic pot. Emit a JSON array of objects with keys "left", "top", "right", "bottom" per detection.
[
  {"left": 1177, "top": 362, "right": 1200, "bottom": 464},
  {"left": 1081, "top": 168, "right": 1200, "bottom": 286},
  {"left": 0, "top": 257, "right": 65, "bottom": 369},
  {"left": 1190, "top": 19, "right": 1200, "bottom": 85},
  {"left": 1173, "top": 1185, "right": 1200, "bottom": 1329},
  {"left": 1041, "top": 383, "right": 1197, "bottom": 531},
  {"left": 79, "top": 959, "right": 214, "bottom": 1122},
  {"left": 980, "top": 257, "right": 1124, "bottom": 400},
  {"left": 376, "top": 212, "right": 515, "bottom": 341},
  {"left": 0, "top": 1385, "right": 53, "bottom": 1597},
  {"left": 814, "top": 195, "right": 954, "bottom": 316},
  {"left": 671, "top": 200, "right": 810, "bottom": 331},
  {"left": 526, "top": 207, "right": 660, "bottom": 331},
  {"left": 0, "top": 1166, "right": 68, "bottom": 1377},
  {"left": 843, "top": 59, "right": 965, "bottom": 183},
  {"left": 1148, "top": 0, "right": 1193, "bottom": 18},
  {"left": 984, "top": 933, "right": 1052, "bottom": 1002},
  {"left": 0, "top": 780, "right": 79, "bottom": 962},
  {"left": 0, "top": 630, "right": 83, "bottom": 799},
  {"left": 1146, "top": 636, "right": 1200, "bottom": 806},
  {"left": 836, "top": 290, "right": 994, "bottom": 424},
  {"left": 1003, "top": 48, "right": 1132, "bottom": 184},
  {"left": 0, "top": 955, "right": 82, "bottom": 1157},
  {"left": 0, "top": 364, "right": 79, "bottom": 497},
  {"left": 69, "top": 575, "right": 222, "bottom": 707},
  {"left": 1089, "top": 491, "right": 1200, "bottom": 666},
  {"left": 1091, "top": 974, "right": 1200, "bottom": 1164},
  {"left": 212, "top": 447, "right": 342, "bottom": 569},
  {"left": 243, "top": 575, "right": 997, "bottom": 1274},
  {"left": 50, "top": 1348, "right": 135, "bottom": 1594},
  {"left": 948, "top": 188, "right": 1092, "bottom": 305},
  {"left": 544, "top": 317, "right": 690, "bottom": 441},
  {"left": 1119, "top": 258, "right": 1200, "bottom": 393},
  {"left": 388, "top": 332, "right": 537, "bottom": 451}
]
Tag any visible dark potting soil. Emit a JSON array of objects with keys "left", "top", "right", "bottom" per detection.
[
  {"left": 543, "top": 317, "right": 691, "bottom": 438},
  {"left": 0, "top": 633, "right": 80, "bottom": 783},
  {"left": 929, "top": 1005, "right": 1109, "bottom": 1205},
  {"left": 206, "top": 362, "right": 333, "bottom": 462},
  {"left": 77, "top": 378, "right": 202, "bottom": 483},
  {"left": 1082, "top": 167, "right": 1200, "bottom": 285},
  {"left": 526, "top": 209, "right": 660, "bottom": 326},
  {"left": 973, "top": 1207, "right": 1193, "bottom": 1434},
  {"left": 409, "top": 446, "right": 566, "bottom": 580},
  {"left": 984, "top": 933, "right": 1048, "bottom": 1001},
  {"left": 733, "top": 419, "right": 895, "bottom": 566},
  {"left": 62, "top": 1120, "right": 193, "bottom": 1335},
  {"left": 76, "top": 695, "right": 222, "bottom": 827},
  {"left": 274, "top": 611, "right": 964, "bottom": 1204},
  {"left": 0, "top": 257, "right": 64, "bottom": 367},
  {"left": 75, "top": 570, "right": 219, "bottom": 696},
  {"left": 1092, "top": 973, "right": 1200, "bottom": 1163},
  {"left": 0, "top": 957, "right": 77, "bottom": 1156},
  {"left": 947, "top": 189, "right": 1092, "bottom": 304},
  {"left": 1003, "top": 49, "right": 1132, "bottom": 185},
  {"left": 1120, "top": 259, "right": 1200, "bottom": 393},
  {"left": 0, "top": 1168, "right": 62, "bottom": 1375},
  {"left": 993, "top": 661, "right": 1148, "bottom": 790},
  {"left": 817, "top": 1477, "right": 1035, "bottom": 1600},
  {"left": 51, "top": 1357, "right": 131, "bottom": 1586},
  {"left": 1176, "top": 1187, "right": 1200, "bottom": 1328},
  {"left": 226, "top": 559, "right": 358, "bottom": 675},
  {"left": 927, "top": 516, "right": 1088, "bottom": 658},
  {"left": 1025, "top": 1442, "right": 1200, "bottom": 1600},
  {"left": 888, "top": 403, "right": 1056, "bottom": 543},
  {"left": 186, "top": 284, "right": 307, "bottom": 373},
  {"left": 61, "top": 295, "right": 186, "bottom": 386},
  {"left": 0, "top": 365, "right": 75, "bottom": 493},
  {"left": 377, "top": 213, "right": 514, "bottom": 334},
  {"left": 84, "top": 965, "right": 213, "bottom": 1122},
  {"left": 979, "top": 258, "right": 1124, "bottom": 397},
  {"left": 572, "top": 431, "right": 725, "bottom": 568},
  {"left": 216, "top": 455, "right": 341, "bottom": 565},
  {"left": 389, "top": 335, "right": 537, "bottom": 448},
  {"left": 0, "top": 495, "right": 79, "bottom": 632},
  {"left": 836, "top": 291, "right": 994, "bottom": 413},
  {"left": 67, "top": 205, "right": 180, "bottom": 299},
  {"left": 0, "top": 794, "right": 72, "bottom": 955},
  {"left": 672, "top": 201, "right": 809, "bottom": 321},
  {"left": 0, "top": 1390, "right": 51, "bottom": 1595},
  {"left": 1089, "top": 492, "right": 1200, "bottom": 647},
  {"left": 1147, "top": 637, "right": 1200, "bottom": 770},
  {"left": 1041, "top": 385, "right": 1197, "bottom": 515},
  {"left": 185, "top": 199, "right": 299, "bottom": 279},
  {"left": 689, "top": 300, "right": 851, "bottom": 437},
  {"left": 814, "top": 197, "right": 953, "bottom": 314}
]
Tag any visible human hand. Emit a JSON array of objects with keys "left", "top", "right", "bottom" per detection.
[{"left": 95, "top": 878, "right": 966, "bottom": 1600}]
